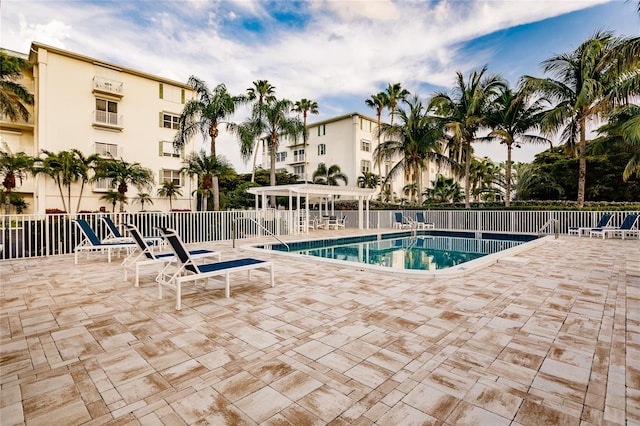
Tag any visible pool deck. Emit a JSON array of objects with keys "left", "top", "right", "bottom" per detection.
[{"left": 1, "top": 231, "right": 639, "bottom": 425}]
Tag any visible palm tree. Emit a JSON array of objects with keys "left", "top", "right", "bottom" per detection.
[
  {"left": 429, "top": 66, "right": 506, "bottom": 208},
  {"left": 173, "top": 77, "right": 244, "bottom": 210},
  {"left": 72, "top": 150, "right": 99, "bottom": 213},
  {"left": 157, "top": 181, "right": 182, "bottom": 211},
  {"left": 312, "top": 163, "right": 348, "bottom": 186},
  {"left": 403, "top": 182, "right": 419, "bottom": 203},
  {"left": 483, "top": 86, "right": 550, "bottom": 206},
  {"left": 0, "top": 49, "right": 34, "bottom": 122},
  {"left": 593, "top": 104, "right": 640, "bottom": 181},
  {"left": 100, "top": 190, "right": 120, "bottom": 213},
  {"left": 181, "top": 150, "right": 235, "bottom": 211},
  {"left": 424, "top": 175, "right": 463, "bottom": 203},
  {"left": 0, "top": 143, "right": 34, "bottom": 215},
  {"left": 134, "top": 192, "right": 153, "bottom": 211},
  {"left": 376, "top": 95, "right": 450, "bottom": 204},
  {"left": 95, "top": 155, "right": 154, "bottom": 212},
  {"left": 385, "top": 83, "right": 410, "bottom": 125},
  {"left": 357, "top": 171, "right": 380, "bottom": 189},
  {"left": 523, "top": 31, "right": 640, "bottom": 207},
  {"left": 293, "top": 98, "right": 319, "bottom": 182},
  {"left": 244, "top": 80, "right": 276, "bottom": 182},
  {"left": 365, "top": 92, "right": 389, "bottom": 180},
  {"left": 36, "top": 149, "right": 88, "bottom": 212},
  {"left": 244, "top": 99, "right": 303, "bottom": 206}
]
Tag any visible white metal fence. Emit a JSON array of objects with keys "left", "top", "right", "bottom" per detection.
[{"left": 1, "top": 209, "right": 638, "bottom": 260}]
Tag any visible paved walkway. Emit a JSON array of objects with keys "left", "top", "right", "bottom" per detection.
[{"left": 1, "top": 234, "right": 639, "bottom": 425}]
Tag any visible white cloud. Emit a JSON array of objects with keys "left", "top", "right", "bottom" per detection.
[{"left": 0, "top": 0, "right": 627, "bottom": 170}]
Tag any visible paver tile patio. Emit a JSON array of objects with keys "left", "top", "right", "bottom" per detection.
[{"left": 1, "top": 233, "right": 639, "bottom": 424}]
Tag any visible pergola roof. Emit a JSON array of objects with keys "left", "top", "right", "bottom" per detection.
[{"left": 246, "top": 183, "right": 376, "bottom": 199}]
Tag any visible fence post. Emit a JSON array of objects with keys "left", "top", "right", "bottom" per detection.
[{"left": 45, "top": 214, "right": 50, "bottom": 257}]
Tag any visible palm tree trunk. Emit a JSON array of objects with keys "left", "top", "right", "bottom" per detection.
[
  {"left": 212, "top": 176, "right": 220, "bottom": 211},
  {"left": 577, "top": 118, "right": 587, "bottom": 208},
  {"left": 4, "top": 190, "right": 11, "bottom": 215},
  {"left": 270, "top": 139, "right": 277, "bottom": 207},
  {"left": 250, "top": 140, "right": 259, "bottom": 183},
  {"left": 76, "top": 181, "right": 86, "bottom": 213},
  {"left": 56, "top": 180, "right": 67, "bottom": 212},
  {"left": 464, "top": 139, "right": 471, "bottom": 209},
  {"left": 505, "top": 144, "right": 512, "bottom": 208}
]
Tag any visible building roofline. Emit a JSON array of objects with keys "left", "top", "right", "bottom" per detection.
[
  {"left": 28, "top": 42, "right": 193, "bottom": 90},
  {"left": 308, "top": 112, "right": 384, "bottom": 127}
]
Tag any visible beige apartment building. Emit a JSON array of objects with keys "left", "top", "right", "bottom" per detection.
[
  {"left": 263, "top": 112, "right": 453, "bottom": 202},
  {"left": 0, "top": 42, "right": 196, "bottom": 214}
]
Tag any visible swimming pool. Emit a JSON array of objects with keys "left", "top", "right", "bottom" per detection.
[{"left": 247, "top": 230, "right": 545, "bottom": 277}]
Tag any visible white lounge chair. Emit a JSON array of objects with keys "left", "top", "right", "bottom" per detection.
[
  {"left": 122, "top": 224, "right": 220, "bottom": 287},
  {"left": 156, "top": 228, "right": 274, "bottom": 310},
  {"left": 568, "top": 213, "right": 612, "bottom": 237},
  {"left": 415, "top": 212, "right": 435, "bottom": 229},
  {"left": 73, "top": 219, "right": 135, "bottom": 264},
  {"left": 590, "top": 214, "right": 639, "bottom": 239},
  {"left": 101, "top": 216, "right": 163, "bottom": 246},
  {"left": 393, "top": 212, "right": 412, "bottom": 229}
]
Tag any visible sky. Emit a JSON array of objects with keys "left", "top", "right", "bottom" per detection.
[{"left": 2, "top": 0, "right": 639, "bottom": 173}]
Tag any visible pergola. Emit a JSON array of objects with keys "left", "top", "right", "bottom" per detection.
[{"left": 246, "top": 184, "right": 376, "bottom": 231}]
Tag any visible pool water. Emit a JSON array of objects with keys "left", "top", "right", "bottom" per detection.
[{"left": 261, "top": 231, "right": 538, "bottom": 271}]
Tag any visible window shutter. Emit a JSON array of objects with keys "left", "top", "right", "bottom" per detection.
[
  {"left": 159, "top": 83, "right": 164, "bottom": 99},
  {"left": 159, "top": 112, "right": 163, "bottom": 127},
  {"left": 181, "top": 89, "right": 185, "bottom": 104},
  {"left": 158, "top": 141, "right": 163, "bottom": 157},
  {"left": 181, "top": 146, "right": 185, "bottom": 158},
  {"left": 159, "top": 169, "right": 163, "bottom": 185}
]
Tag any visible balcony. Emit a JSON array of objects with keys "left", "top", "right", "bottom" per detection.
[
  {"left": 92, "top": 76, "right": 124, "bottom": 98},
  {"left": 0, "top": 113, "right": 35, "bottom": 131},
  {"left": 93, "top": 111, "right": 123, "bottom": 131},
  {"left": 288, "top": 153, "right": 305, "bottom": 165},
  {"left": 93, "top": 177, "right": 114, "bottom": 192}
]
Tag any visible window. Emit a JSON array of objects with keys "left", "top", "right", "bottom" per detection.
[
  {"left": 93, "top": 177, "right": 114, "bottom": 191},
  {"left": 161, "top": 169, "right": 182, "bottom": 186},
  {"left": 360, "top": 118, "right": 371, "bottom": 132},
  {"left": 361, "top": 139, "right": 371, "bottom": 152},
  {"left": 159, "top": 83, "right": 186, "bottom": 104},
  {"left": 162, "top": 113, "right": 180, "bottom": 130},
  {"left": 95, "top": 142, "right": 118, "bottom": 157},
  {"left": 95, "top": 98, "right": 119, "bottom": 125},
  {"left": 276, "top": 152, "right": 287, "bottom": 162},
  {"left": 293, "top": 149, "right": 305, "bottom": 162},
  {"left": 159, "top": 141, "right": 180, "bottom": 158},
  {"left": 317, "top": 143, "right": 326, "bottom": 156},
  {"left": 317, "top": 124, "right": 326, "bottom": 136},
  {"left": 361, "top": 160, "right": 371, "bottom": 173},
  {"left": 293, "top": 165, "right": 305, "bottom": 178}
]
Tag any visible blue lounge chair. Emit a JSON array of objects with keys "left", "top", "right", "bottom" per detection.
[
  {"left": 73, "top": 219, "right": 135, "bottom": 264},
  {"left": 569, "top": 213, "right": 612, "bottom": 237},
  {"left": 156, "top": 228, "right": 274, "bottom": 310},
  {"left": 101, "top": 216, "right": 163, "bottom": 246},
  {"left": 415, "top": 211, "right": 435, "bottom": 229},
  {"left": 393, "top": 212, "right": 412, "bottom": 229},
  {"left": 122, "top": 223, "right": 220, "bottom": 287},
  {"left": 590, "top": 214, "right": 639, "bottom": 239}
]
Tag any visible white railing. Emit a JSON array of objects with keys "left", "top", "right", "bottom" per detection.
[
  {"left": 93, "top": 76, "right": 124, "bottom": 95},
  {"left": 94, "top": 110, "right": 123, "bottom": 127},
  {"left": 2, "top": 209, "right": 638, "bottom": 261}
]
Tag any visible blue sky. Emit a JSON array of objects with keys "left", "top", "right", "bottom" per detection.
[{"left": 2, "top": 0, "right": 638, "bottom": 171}]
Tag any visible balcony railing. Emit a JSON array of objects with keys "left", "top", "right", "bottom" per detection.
[
  {"left": 0, "top": 113, "right": 35, "bottom": 128},
  {"left": 92, "top": 76, "right": 124, "bottom": 97},
  {"left": 93, "top": 111, "right": 123, "bottom": 128}
]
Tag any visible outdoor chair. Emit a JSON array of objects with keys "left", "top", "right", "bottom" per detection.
[
  {"left": 415, "top": 211, "right": 435, "bottom": 229},
  {"left": 73, "top": 219, "right": 135, "bottom": 264},
  {"left": 156, "top": 228, "right": 274, "bottom": 310},
  {"left": 392, "top": 212, "right": 412, "bottom": 229},
  {"left": 569, "top": 213, "right": 612, "bottom": 237},
  {"left": 327, "top": 215, "right": 346, "bottom": 230},
  {"left": 101, "top": 216, "right": 163, "bottom": 246},
  {"left": 589, "top": 214, "right": 639, "bottom": 239},
  {"left": 122, "top": 223, "right": 220, "bottom": 287}
]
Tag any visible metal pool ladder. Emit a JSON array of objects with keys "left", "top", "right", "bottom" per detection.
[
  {"left": 232, "top": 217, "right": 290, "bottom": 251},
  {"left": 538, "top": 219, "right": 559, "bottom": 239}
]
